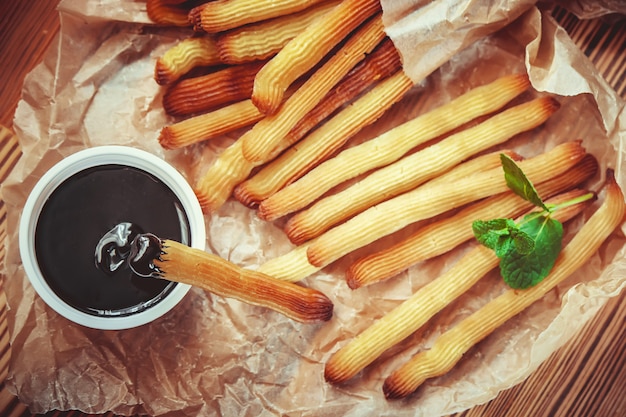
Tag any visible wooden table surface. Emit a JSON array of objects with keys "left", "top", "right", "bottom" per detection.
[{"left": 0, "top": 2, "right": 624, "bottom": 417}]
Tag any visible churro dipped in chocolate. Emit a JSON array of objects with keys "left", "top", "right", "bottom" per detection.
[{"left": 127, "top": 234, "right": 333, "bottom": 323}]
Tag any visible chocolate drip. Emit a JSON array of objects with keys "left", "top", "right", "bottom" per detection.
[
  {"left": 129, "top": 233, "right": 165, "bottom": 278},
  {"left": 95, "top": 222, "right": 142, "bottom": 274}
]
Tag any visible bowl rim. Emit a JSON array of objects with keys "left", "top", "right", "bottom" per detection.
[{"left": 19, "top": 145, "right": 206, "bottom": 330}]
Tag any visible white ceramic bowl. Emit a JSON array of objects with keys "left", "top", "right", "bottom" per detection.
[{"left": 19, "top": 146, "right": 206, "bottom": 330}]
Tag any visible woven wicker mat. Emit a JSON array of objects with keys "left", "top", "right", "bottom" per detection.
[{"left": 0, "top": 6, "right": 623, "bottom": 417}]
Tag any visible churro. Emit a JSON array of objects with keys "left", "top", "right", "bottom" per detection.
[
  {"left": 258, "top": 74, "right": 532, "bottom": 222},
  {"left": 128, "top": 235, "right": 333, "bottom": 323},
  {"left": 382, "top": 172, "right": 624, "bottom": 399},
  {"left": 286, "top": 96, "right": 560, "bottom": 244}
]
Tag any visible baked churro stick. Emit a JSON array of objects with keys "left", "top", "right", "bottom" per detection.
[
  {"left": 188, "top": 4, "right": 207, "bottom": 32},
  {"left": 159, "top": 99, "right": 263, "bottom": 149},
  {"left": 347, "top": 154, "right": 599, "bottom": 288},
  {"left": 257, "top": 243, "right": 319, "bottom": 283},
  {"left": 194, "top": 15, "right": 386, "bottom": 212},
  {"left": 284, "top": 38, "right": 401, "bottom": 146},
  {"left": 324, "top": 189, "right": 595, "bottom": 385},
  {"left": 305, "top": 141, "right": 587, "bottom": 269},
  {"left": 146, "top": 0, "right": 196, "bottom": 26},
  {"left": 128, "top": 235, "right": 333, "bottom": 323},
  {"left": 195, "top": 140, "right": 250, "bottom": 213},
  {"left": 236, "top": 70, "right": 412, "bottom": 207},
  {"left": 155, "top": 37, "right": 222, "bottom": 86},
  {"left": 255, "top": 150, "right": 521, "bottom": 283},
  {"left": 200, "top": 0, "right": 328, "bottom": 33},
  {"left": 226, "top": 37, "right": 402, "bottom": 205},
  {"left": 382, "top": 172, "right": 624, "bottom": 399},
  {"left": 163, "top": 60, "right": 265, "bottom": 117},
  {"left": 286, "top": 96, "right": 560, "bottom": 244},
  {"left": 249, "top": 0, "right": 382, "bottom": 115},
  {"left": 242, "top": 14, "right": 386, "bottom": 161},
  {"left": 258, "top": 74, "right": 531, "bottom": 222},
  {"left": 217, "top": 1, "right": 340, "bottom": 64}
]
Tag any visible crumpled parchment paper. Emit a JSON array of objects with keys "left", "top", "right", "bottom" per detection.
[{"left": 1, "top": 1, "right": 625, "bottom": 416}]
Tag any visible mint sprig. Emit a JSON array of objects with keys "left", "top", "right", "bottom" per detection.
[{"left": 472, "top": 154, "right": 584, "bottom": 289}]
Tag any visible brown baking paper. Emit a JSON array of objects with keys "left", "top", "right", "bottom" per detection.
[{"left": 2, "top": 0, "right": 625, "bottom": 416}]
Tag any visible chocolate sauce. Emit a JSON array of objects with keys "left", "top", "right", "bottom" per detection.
[
  {"left": 128, "top": 233, "right": 165, "bottom": 278},
  {"left": 34, "top": 165, "right": 191, "bottom": 317}
]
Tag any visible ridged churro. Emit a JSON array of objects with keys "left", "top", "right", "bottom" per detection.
[
  {"left": 199, "top": 0, "right": 328, "bottom": 33},
  {"left": 258, "top": 74, "right": 532, "bottom": 222},
  {"left": 216, "top": 1, "right": 340, "bottom": 64},
  {"left": 129, "top": 235, "right": 333, "bottom": 323},
  {"left": 286, "top": 96, "right": 560, "bottom": 244},
  {"left": 162, "top": 60, "right": 265, "bottom": 116},
  {"left": 250, "top": 0, "right": 382, "bottom": 115},
  {"left": 382, "top": 172, "right": 624, "bottom": 399},
  {"left": 158, "top": 99, "right": 264, "bottom": 149},
  {"left": 325, "top": 189, "right": 595, "bottom": 385},
  {"left": 347, "top": 154, "right": 599, "bottom": 288},
  {"left": 155, "top": 36, "right": 222, "bottom": 85},
  {"left": 147, "top": 0, "right": 199, "bottom": 26},
  {"left": 304, "top": 141, "right": 587, "bottom": 269}
]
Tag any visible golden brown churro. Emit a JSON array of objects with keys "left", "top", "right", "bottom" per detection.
[
  {"left": 162, "top": 60, "right": 265, "bottom": 117},
  {"left": 158, "top": 99, "right": 263, "bottom": 149},
  {"left": 146, "top": 0, "right": 198, "bottom": 26},
  {"left": 346, "top": 153, "right": 599, "bottom": 288},
  {"left": 257, "top": 243, "right": 319, "bottom": 283},
  {"left": 284, "top": 38, "right": 401, "bottom": 145},
  {"left": 258, "top": 74, "right": 531, "bottom": 222},
  {"left": 304, "top": 141, "right": 587, "bottom": 269},
  {"left": 216, "top": 1, "right": 340, "bottom": 64},
  {"left": 285, "top": 96, "right": 560, "bottom": 244},
  {"left": 241, "top": 14, "right": 386, "bottom": 162},
  {"left": 155, "top": 37, "right": 222, "bottom": 85},
  {"left": 194, "top": 15, "right": 386, "bottom": 212},
  {"left": 130, "top": 236, "right": 333, "bottom": 323},
  {"left": 255, "top": 151, "right": 519, "bottom": 283},
  {"left": 233, "top": 38, "right": 403, "bottom": 207},
  {"left": 324, "top": 188, "right": 595, "bottom": 385},
  {"left": 194, "top": 140, "right": 251, "bottom": 213},
  {"left": 199, "top": 0, "right": 328, "bottom": 33},
  {"left": 237, "top": 70, "right": 412, "bottom": 207},
  {"left": 382, "top": 172, "right": 624, "bottom": 399},
  {"left": 250, "top": 0, "right": 382, "bottom": 115}
]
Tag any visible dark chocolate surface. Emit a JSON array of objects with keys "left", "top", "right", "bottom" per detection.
[{"left": 35, "top": 164, "right": 190, "bottom": 316}]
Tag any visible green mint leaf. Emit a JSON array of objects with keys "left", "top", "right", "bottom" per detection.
[
  {"left": 500, "top": 153, "right": 549, "bottom": 212},
  {"left": 509, "top": 227, "right": 535, "bottom": 255},
  {"left": 472, "top": 218, "right": 520, "bottom": 258},
  {"left": 499, "top": 214, "right": 563, "bottom": 289}
]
